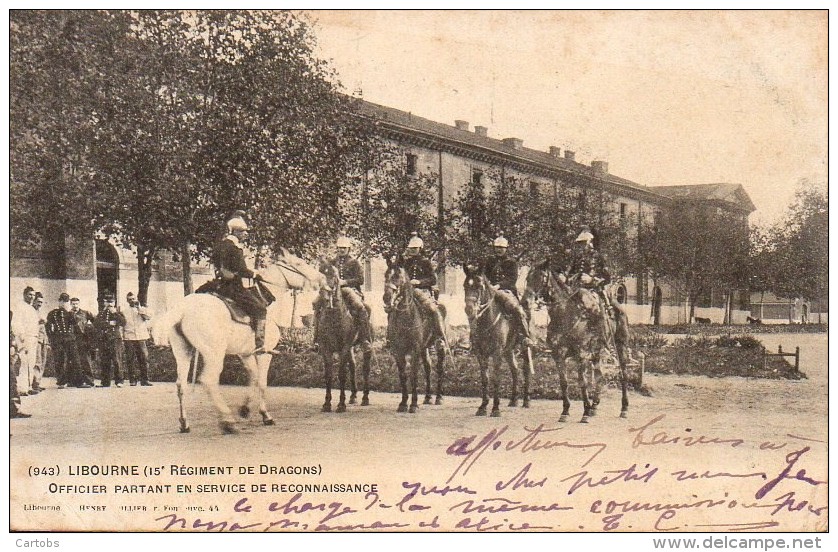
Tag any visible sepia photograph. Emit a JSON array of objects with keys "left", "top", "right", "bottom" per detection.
[{"left": 6, "top": 7, "right": 829, "bottom": 541}]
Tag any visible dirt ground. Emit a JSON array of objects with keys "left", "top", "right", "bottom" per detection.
[{"left": 9, "top": 333, "right": 828, "bottom": 533}]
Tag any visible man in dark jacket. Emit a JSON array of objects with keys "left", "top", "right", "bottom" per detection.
[
  {"left": 480, "top": 235, "right": 533, "bottom": 347},
  {"left": 95, "top": 293, "right": 126, "bottom": 387},
  {"left": 313, "top": 237, "right": 373, "bottom": 352},
  {"left": 208, "top": 215, "right": 268, "bottom": 354},
  {"left": 46, "top": 293, "right": 90, "bottom": 388},
  {"left": 398, "top": 233, "right": 446, "bottom": 341}
]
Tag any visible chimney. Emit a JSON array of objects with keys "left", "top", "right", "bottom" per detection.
[
  {"left": 502, "top": 137, "right": 524, "bottom": 150},
  {"left": 454, "top": 120, "right": 470, "bottom": 131},
  {"left": 549, "top": 146, "right": 561, "bottom": 158},
  {"left": 591, "top": 160, "right": 609, "bottom": 174},
  {"left": 564, "top": 150, "right": 576, "bottom": 161},
  {"left": 474, "top": 125, "right": 488, "bottom": 137}
]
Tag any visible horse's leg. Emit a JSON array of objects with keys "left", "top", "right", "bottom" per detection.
[
  {"left": 336, "top": 349, "right": 349, "bottom": 413},
  {"left": 616, "top": 342, "right": 629, "bottom": 419},
  {"left": 201, "top": 353, "right": 237, "bottom": 434},
  {"left": 435, "top": 341, "right": 444, "bottom": 405},
  {"left": 508, "top": 343, "right": 519, "bottom": 407},
  {"left": 491, "top": 354, "right": 502, "bottom": 417},
  {"left": 476, "top": 356, "right": 489, "bottom": 416},
  {"left": 396, "top": 354, "right": 408, "bottom": 413},
  {"left": 170, "top": 330, "right": 193, "bottom": 434},
  {"left": 422, "top": 347, "right": 432, "bottom": 405},
  {"left": 238, "top": 354, "right": 260, "bottom": 420},
  {"left": 321, "top": 352, "right": 333, "bottom": 413},
  {"left": 522, "top": 345, "right": 531, "bottom": 408},
  {"left": 348, "top": 345, "right": 358, "bottom": 405},
  {"left": 554, "top": 351, "right": 571, "bottom": 422},
  {"left": 256, "top": 354, "right": 275, "bottom": 425},
  {"left": 577, "top": 358, "right": 593, "bottom": 424},
  {"left": 408, "top": 350, "right": 420, "bottom": 413},
  {"left": 361, "top": 349, "right": 371, "bottom": 406}
]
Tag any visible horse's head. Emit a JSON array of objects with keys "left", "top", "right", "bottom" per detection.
[
  {"left": 523, "top": 259, "right": 559, "bottom": 308},
  {"left": 317, "top": 260, "right": 342, "bottom": 309},
  {"left": 383, "top": 263, "right": 411, "bottom": 312},
  {"left": 262, "top": 249, "right": 326, "bottom": 293},
  {"left": 462, "top": 264, "right": 490, "bottom": 321}
]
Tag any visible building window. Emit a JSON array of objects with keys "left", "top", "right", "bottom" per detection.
[
  {"left": 619, "top": 202, "right": 628, "bottom": 221},
  {"left": 406, "top": 153, "right": 417, "bottom": 176},
  {"left": 471, "top": 168, "right": 483, "bottom": 186},
  {"left": 529, "top": 181, "right": 540, "bottom": 197},
  {"left": 615, "top": 284, "right": 628, "bottom": 305}
]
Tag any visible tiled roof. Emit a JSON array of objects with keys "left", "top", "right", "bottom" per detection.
[{"left": 652, "top": 183, "right": 756, "bottom": 213}]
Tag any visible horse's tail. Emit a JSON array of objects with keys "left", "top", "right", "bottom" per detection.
[{"left": 150, "top": 301, "right": 186, "bottom": 347}]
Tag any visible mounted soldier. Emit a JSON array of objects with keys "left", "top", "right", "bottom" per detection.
[
  {"left": 200, "top": 213, "right": 269, "bottom": 354},
  {"left": 396, "top": 232, "right": 446, "bottom": 341},
  {"left": 313, "top": 236, "right": 373, "bottom": 353},
  {"left": 480, "top": 235, "right": 533, "bottom": 348}
]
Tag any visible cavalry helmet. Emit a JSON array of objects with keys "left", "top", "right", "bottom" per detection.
[
  {"left": 227, "top": 217, "right": 249, "bottom": 232},
  {"left": 575, "top": 230, "right": 594, "bottom": 243},
  {"left": 407, "top": 232, "right": 424, "bottom": 249},
  {"left": 336, "top": 236, "right": 352, "bottom": 248},
  {"left": 493, "top": 235, "right": 509, "bottom": 248}
]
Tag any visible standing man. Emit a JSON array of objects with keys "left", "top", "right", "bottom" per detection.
[
  {"left": 46, "top": 293, "right": 88, "bottom": 389},
  {"left": 70, "top": 297, "right": 97, "bottom": 387},
  {"left": 11, "top": 286, "right": 40, "bottom": 396},
  {"left": 123, "top": 292, "right": 153, "bottom": 386},
  {"left": 481, "top": 235, "right": 534, "bottom": 347},
  {"left": 95, "top": 293, "right": 126, "bottom": 388},
  {"left": 32, "top": 292, "right": 49, "bottom": 393},
  {"left": 10, "top": 312, "right": 31, "bottom": 418}
]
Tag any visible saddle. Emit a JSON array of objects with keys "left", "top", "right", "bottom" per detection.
[{"left": 210, "top": 293, "right": 252, "bottom": 325}]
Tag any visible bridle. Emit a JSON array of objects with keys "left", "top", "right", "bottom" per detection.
[
  {"left": 464, "top": 275, "right": 497, "bottom": 324},
  {"left": 384, "top": 267, "right": 412, "bottom": 313}
]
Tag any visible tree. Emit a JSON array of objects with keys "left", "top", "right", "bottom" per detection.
[{"left": 640, "top": 204, "right": 750, "bottom": 322}]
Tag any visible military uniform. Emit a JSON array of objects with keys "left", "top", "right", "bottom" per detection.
[
  {"left": 481, "top": 254, "right": 532, "bottom": 344},
  {"left": 400, "top": 254, "right": 446, "bottom": 339},
  {"left": 95, "top": 305, "right": 126, "bottom": 387},
  {"left": 71, "top": 306, "right": 97, "bottom": 386},
  {"left": 46, "top": 305, "right": 82, "bottom": 387},
  {"left": 211, "top": 236, "right": 268, "bottom": 319},
  {"left": 314, "top": 254, "right": 372, "bottom": 350}
]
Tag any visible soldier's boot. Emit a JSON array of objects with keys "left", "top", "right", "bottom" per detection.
[
  {"left": 515, "top": 311, "right": 535, "bottom": 349},
  {"left": 351, "top": 307, "right": 373, "bottom": 353},
  {"left": 252, "top": 319, "right": 267, "bottom": 355},
  {"left": 428, "top": 308, "right": 447, "bottom": 345}
]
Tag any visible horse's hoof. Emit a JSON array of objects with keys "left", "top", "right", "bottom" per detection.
[
  {"left": 435, "top": 397, "right": 443, "bottom": 406},
  {"left": 361, "top": 396, "right": 370, "bottom": 406},
  {"left": 476, "top": 407, "right": 487, "bottom": 416},
  {"left": 559, "top": 414, "right": 568, "bottom": 423},
  {"left": 508, "top": 399, "right": 518, "bottom": 407},
  {"left": 220, "top": 421, "right": 238, "bottom": 434},
  {"left": 180, "top": 425, "right": 191, "bottom": 434},
  {"left": 321, "top": 404, "right": 332, "bottom": 413},
  {"left": 423, "top": 396, "right": 432, "bottom": 405},
  {"left": 397, "top": 404, "right": 407, "bottom": 413},
  {"left": 263, "top": 418, "right": 275, "bottom": 426},
  {"left": 336, "top": 404, "right": 347, "bottom": 413},
  {"left": 349, "top": 397, "right": 357, "bottom": 405},
  {"left": 620, "top": 411, "right": 628, "bottom": 419},
  {"left": 491, "top": 409, "right": 501, "bottom": 418},
  {"left": 580, "top": 416, "right": 589, "bottom": 424},
  {"left": 408, "top": 405, "right": 418, "bottom": 414},
  {"left": 523, "top": 400, "right": 531, "bottom": 408},
  {"left": 238, "top": 405, "right": 250, "bottom": 419}
]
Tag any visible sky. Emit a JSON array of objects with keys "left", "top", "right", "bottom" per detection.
[{"left": 304, "top": 10, "right": 827, "bottom": 226}]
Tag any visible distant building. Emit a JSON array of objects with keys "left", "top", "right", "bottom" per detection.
[{"left": 10, "top": 99, "right": 757, "bottom": 326}]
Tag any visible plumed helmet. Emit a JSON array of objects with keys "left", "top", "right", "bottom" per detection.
[
  {"left": 227, "top": 217, "right": 249, "bottom": 232},
  {"left": 493, "top": 235, "right": 509, "bottom": 248},
  {"left": 407, "top": 232, "right": 424, "bottom": 249},
  {"left": 575, "top": 231, "right": 594, "bottom": 243},
  {"left": 336, "top": 236, "right": 352, "bottom": 248}
]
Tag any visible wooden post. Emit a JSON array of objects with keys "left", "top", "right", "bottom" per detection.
[
  {"left": 795, "top": 347, "right": 800, "bottom": 372},
  {"left": 778, "top": 345, "right": 783, "bottom": 354},
  {"left": 762, "top": 348, "right": 767, "bottom": 371}
]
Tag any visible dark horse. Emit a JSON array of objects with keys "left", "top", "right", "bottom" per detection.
[
  {"left": 522, "top": 261, "right": 631, "bottom": 422},
  {"left": 314, "top": 262, "right": 372, "bottom": 413},
  {"left": 383, "top": 260, "right": 447, "bottom": 413},
  {"left": 463, "top": 265, "right": 531, "bottom": 417}
]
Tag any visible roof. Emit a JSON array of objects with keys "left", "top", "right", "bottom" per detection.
[
  {"left": 652, "top": 183, "right": 757, "bottom": 213},
  {"left": 353, "top": 99, "right": 664, "bottom": 202}
]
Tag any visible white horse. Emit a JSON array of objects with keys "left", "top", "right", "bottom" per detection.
[{"left": 153, "top": 250, "right": 324, "bottom": 434}]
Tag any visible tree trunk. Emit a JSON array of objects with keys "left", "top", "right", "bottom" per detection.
[
  {"left": 181, "top": 242, "right": 193, "bottom": 295},
  {"left": 136, "top": 246, "right": 156, "bottom": 307}
]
